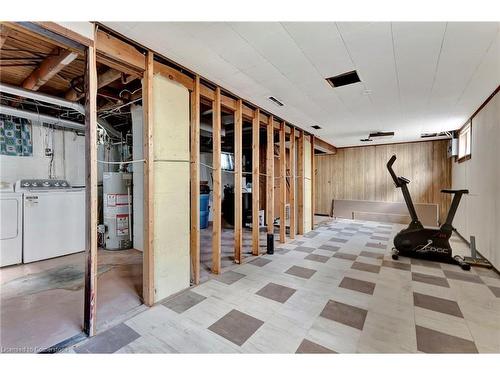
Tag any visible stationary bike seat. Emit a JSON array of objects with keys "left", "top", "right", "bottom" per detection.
[{"left": 441, "top": 189, "right": 469, "bottom": 194}]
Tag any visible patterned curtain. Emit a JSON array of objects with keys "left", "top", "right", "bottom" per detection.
[{"left": 0, "top": 114, "right": 33, "bottom": 156}]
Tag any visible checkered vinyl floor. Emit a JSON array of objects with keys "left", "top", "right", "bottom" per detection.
[{"left": 70, "top": 218, "right": 500, "bottom": 353}]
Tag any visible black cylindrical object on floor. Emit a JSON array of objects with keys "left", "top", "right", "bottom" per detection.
[{"left": 267, "top": 233, "right": 274, "bottom": 254}]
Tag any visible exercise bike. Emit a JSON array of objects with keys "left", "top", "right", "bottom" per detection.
[{"left": 386, "top": 155, "right": 470, "bottom": 270}]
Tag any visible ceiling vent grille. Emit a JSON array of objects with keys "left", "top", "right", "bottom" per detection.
[{"left": 326, "top": 70, "right": 361, "bottom": 88}]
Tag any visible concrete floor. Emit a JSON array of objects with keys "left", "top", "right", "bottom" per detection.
[
  {"left": 68, "top": 217, "right": 500, "bottom": 353},
  {"left": 0, "top": 248, "right": 143, "bottom": 352}
]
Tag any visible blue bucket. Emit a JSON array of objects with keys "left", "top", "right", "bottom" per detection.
[
  {"left": 200, "top": 194, "right": 210, "bottom": 212},
  {"left": 200, "top": 210, "right": 209, "bottom": 229}
]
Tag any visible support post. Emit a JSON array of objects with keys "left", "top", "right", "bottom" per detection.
[
  {"left": 190, "top": 75, "right": 201, "bottom": 284},
  {"left": 279, "top": 121, "right": 286, "bottom": 243},
  {"left": 212, "top": 87, "right": 222, "bottom": 273},
  {"left": 83, "top": 29, "right": 98, "bottom": 336},
  {"left": 289, "top": 127, "right": 296, "bottom": 239},
  {"left": 142, "top": 51, "right": 154, "bottom": 306},
  {"left": 266, "top": 115, "right": 274, "bottom": 235},
  {"left": 252, "top": 108, "right": 260, "bottom": 255},
  {"left": 311, "top": 135, "right": 315, "bottom": 229},
  {"left": 297, "top": 131, "right": 305, "bottom": 235},
  {"left": 234, "top": 99, "right": 243, "bottom": 263}
]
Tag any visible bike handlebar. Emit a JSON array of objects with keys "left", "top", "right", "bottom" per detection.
[{"left": 387, "top": 154, "right": 400, "bottom": 187}]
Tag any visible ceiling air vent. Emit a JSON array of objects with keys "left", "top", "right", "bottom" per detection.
[
  {"left": 360, "top": 131, "right": 394, "bottom": 142},
  {"left": 326, "top": 70, "right": 361, "bottom": 88},
  {"left": 311, "top": 125, "right": 322, "bottom": 130},
  {"left": 421, "top": 131, "right": 452, "bottom": 139},
  {"left": 268, "top": 96, "right": 284, "bottom": 107}
]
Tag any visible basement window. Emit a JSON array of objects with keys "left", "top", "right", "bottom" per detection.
[{"left": 457, "top": 121, "right": 472, "bottom": 162}]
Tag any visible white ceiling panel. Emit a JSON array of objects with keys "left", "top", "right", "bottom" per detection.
[{"left": 104, "top": 22, "right": 500, "bottom": 147}]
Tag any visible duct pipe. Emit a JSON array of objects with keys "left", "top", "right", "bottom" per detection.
[
  {"left": 0, "top": 105, "right": 85, "bottom": 131},
  {"left": 0, "top": 82, "right": 122, "bottom": 138}
]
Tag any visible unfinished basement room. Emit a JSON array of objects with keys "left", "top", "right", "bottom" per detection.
[{"left": 0, "top": 4, "right": 500, "bottom": 373}]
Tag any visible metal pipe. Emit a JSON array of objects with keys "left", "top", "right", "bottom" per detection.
[
  {"left": 0, "top": 82, "right": 84, "bottom": 113},
  {"left": 0, "top": 105, "right": 85, "bottom": 131},
  {"left": 0, "top": 82, "right": 122, "bottom": 138}
]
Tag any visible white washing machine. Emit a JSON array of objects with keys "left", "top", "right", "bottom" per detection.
[
  {"left": 0, "top": 183, "right": 23, "bottom": 267},
  {"left": 15, "top": 179, "right": 86, "bottom": 263}
]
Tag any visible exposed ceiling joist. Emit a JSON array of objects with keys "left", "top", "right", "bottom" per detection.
[
  {"left": 0, "top": 24, "right": 11, "bottom": 49},
  {"left": 22, "top": 47, "right": 78, "bottom": 91},
  {"left": 65, "top": 68, "right": 122, "bottom": 101}
]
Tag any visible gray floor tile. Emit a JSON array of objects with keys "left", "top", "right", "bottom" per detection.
[
  {"left": 256, "top": 282, "right": 297, "bottom": 303},
  {"left": 162, "top": 290, "right": 207, "bottom": 313},
  {"left": 305, "top": 254, "right": 330, "bottom": 263},
  {"left": 488, "top": 285, "right": 500, "bottom": 297},
  {"left": 339, "top": 277, "right": 376, "bottom": 295},
  {"left": 294, "top": 246, "right": 316, "bottom": 253},
  {"left": 413, "top": 292, "right": 463, "bottom": 318},
  {"left": 74, "top": 323, "right": 140, "bottom": 353},
  {"left": 382, "top": 260, "right": 411, "bottom": 271},
  {"left": 319, "top": 244, "right": 340, "bottom": 252},
  {"left": 415, "top": 325, "right": 478, "bottom": 353},
  {"left": 410, "top": 258, "right": 441, "bottom": 269},
  {"left": 412, "top": 272, "right": 450, "bottom": 288},
  {"left": 443, "top": 270, "right": 483, "bottom": 284},
  {"left": 359, "top": 250, "right": 384, "bottom": 259},
  {"left": 215, "top": 270, "right": 246, "bottom": 285},
  {"left": 351, "top": 261, "right": 381, "bottom": 274},
  {"left": 332, "top": 252, "right": 357, "bottom": 261},
  {"left": 296, "top": 339, "right": 336, "bottom": 353},
  {"left": 320, "top": 300, "right": 368, "bottom": 330},
  {"left": 208, "top": 309, "right": 264, "bottom": 346},
  {"left": 330, "top": 237, "right": 348, "bottom": 243},
  {"left": 249, "top": 257, "right": 272, "bottom": 267},
  {"left": 285, "top": 265, "right": 317, "bottom": 279}
]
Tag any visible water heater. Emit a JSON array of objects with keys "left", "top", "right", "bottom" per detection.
[{"left": 103, "top": 172, "right": 133, "bottom": 250}]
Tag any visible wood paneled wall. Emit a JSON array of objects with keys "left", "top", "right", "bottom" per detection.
[{"left": 315, "top": 140, "right": 452, "bottom": 224}]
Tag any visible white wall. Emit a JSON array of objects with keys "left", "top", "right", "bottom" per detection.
[
  {"left": 0, "top": 121, "right": 85, "bottom": 186},
  {"left": 452, "top": 92, "right": 500, "bottom": 269},
  {"left": 131, "top": 105, "right": 144, "bottom": 251}
]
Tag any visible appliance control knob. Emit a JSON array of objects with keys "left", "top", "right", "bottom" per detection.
[
  {"left": 23, "top": 182, "right": 30, "bottom": 187},
  {"left": 43, "top": 181, "right": 50, "bottom": 187},
  {"left": 61, "top": 182, "right": 68, "bottom": 187},
  {"left": 54, "top": 182, "right": 60, "bottom": 187},
  {"left": 32, "top": 182, "right": 38, "bottom": 187}
]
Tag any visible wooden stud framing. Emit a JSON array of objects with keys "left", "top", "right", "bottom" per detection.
[
  {"left": 142, "top": 51, "right": 155, "bottom": 306},
  {"left": 311, "top": 135, "right": 316, "bottom": 229},
  {"left": 289, "top": 127, "right": 296, "bottom": 239},
  {"left": 212, "top": 87, "right": 222, "bottom": 274},
  {"left": 266, "top": 115, "right": 275, "bottom": 234},
  {"left": 190, "top": 75, "right": 201, "bottom": 285},
  {"left": 83, "top": 29, "right": 98, "bottom": 337},
  {"left": 279, "top": 122, "right": 286, "bottom": 243},
  {"left": 252, "top": 108, "right": 260, "bottom": 255},
  {"left": 297, "top": 131, "right": 305, "bottom": 235},
  {"left": 234, "top": 99, "right": 243, "bottom": 264}
]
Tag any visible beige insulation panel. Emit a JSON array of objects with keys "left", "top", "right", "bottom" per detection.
[
  {"left": 152, "top": 74, "right": 190, "bottom": 302},
  {"left": 304, "top": 137, "right": 312, "bottom": 232}
]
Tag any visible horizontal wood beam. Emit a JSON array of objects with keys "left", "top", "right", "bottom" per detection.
[
  {"left": 314, "top": 136, "right": 337, "bottom": 154},
  {"left": 22, "top": 47, "right": 78, "bottom": 91},
  {"left": 95, "top": 29, "right": 145, "bottom": 73},
  {"left": 153, "top": 61, "right": 194, "bottom": 91}
]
